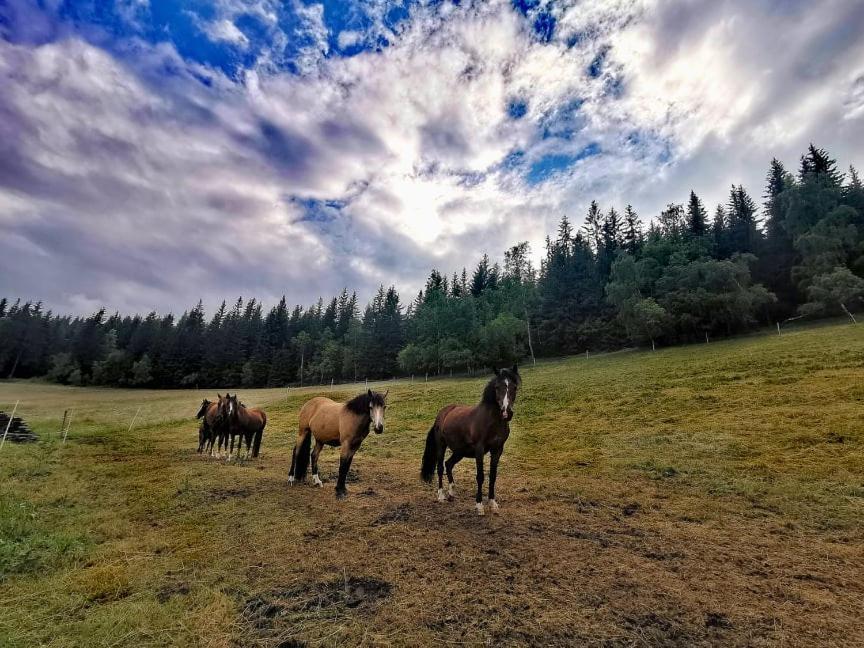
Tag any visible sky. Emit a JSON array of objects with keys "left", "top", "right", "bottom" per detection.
[{"left": 1, "top": 0, "right": 863, "bottom": 316}]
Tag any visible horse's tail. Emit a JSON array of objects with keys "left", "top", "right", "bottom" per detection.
[
  {"left": 251, "top": 414, "right": 266, "bottom": 458},
  {"left": 292, "top": 428, "right": 312, "bottom": 480},
  {"left": 420, "top": 423, "right": 439, "bottom": 483}
]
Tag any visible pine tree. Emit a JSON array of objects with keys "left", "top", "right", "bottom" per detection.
[
  {"left": 623, "top": 205, "right": 642, "bottom": 255},
  {"left": 686, "top": 191, "right": 707, "bottom": 238},
  {"left": 582, "top": 202, "right": 602, "bottom": 253}
]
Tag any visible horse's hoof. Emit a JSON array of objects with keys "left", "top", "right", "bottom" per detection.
[
  {"left": 489, "top": 499, "right": 499, "bottom": 512},
  {"left": 312, "top": 475, "right": 323, "bottom": 487},
  {"left": 335, "top": 489, "right": 347, "bottom": 500},
  {"left": 448, "top": 483, "right": 455, "bottom": 499},
  {"left": 437, "top": 488, "right": 447, "bottom": 502},
  {"left": 476, "top": 503, "right": 485, "bottom": 516}
]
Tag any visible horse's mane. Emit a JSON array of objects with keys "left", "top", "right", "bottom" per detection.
[{"left": 345, "top": 391, "right": 385, "bottom": 415}]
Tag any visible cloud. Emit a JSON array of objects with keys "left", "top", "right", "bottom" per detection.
[
  {"left": 0, "top": 0, "right": 862, "bottom": 316},
  {"left": 203, "top": 19, "right": 250, "bottom": 48}
]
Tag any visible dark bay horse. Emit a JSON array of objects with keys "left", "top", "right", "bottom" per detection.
[
  {"left": 225, "top": 393, "right": 267, "bottom": 460},
  {"left": 421, "top": 366, "right": 521, "bottom": 515},
  {"left": 289, "top": 389, "right": 388, "bottom": 498},
  {"left": 196, "top": 395, "right": 229, "bottom": 457}
]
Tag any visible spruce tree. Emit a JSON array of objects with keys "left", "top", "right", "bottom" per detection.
[{"left": 686, "top": 191, "right": 707, "bottom": 238}]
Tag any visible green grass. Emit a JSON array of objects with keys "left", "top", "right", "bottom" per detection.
[{"left": 1, "top": 321, "right": 863, "bottom": 646}]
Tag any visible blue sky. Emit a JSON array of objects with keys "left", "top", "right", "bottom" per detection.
[{"left": 1, "top": 0, "right": 863, "bottom": 314}]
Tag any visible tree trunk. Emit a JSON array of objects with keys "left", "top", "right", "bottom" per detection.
[
  {"left": 651, "top": 339, "right": 656, "bottom": 352},
  {"left": 525, "top": 307, "right": 536, "bottom": 366},
  {"left": 7, "top": 348, "right": 22, "bottom": 379}
]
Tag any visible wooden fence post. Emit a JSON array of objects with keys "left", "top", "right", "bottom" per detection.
[
  {"left": 127, "top": 407, "right": 141, "bottom": 434},
  {"left": 0, "top": 400, "right": 20, "bottom": 451},
  {"left": 62, "top": 410, "right": 74, "bottom": 444}
]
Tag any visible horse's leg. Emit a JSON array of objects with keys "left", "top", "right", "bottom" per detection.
[
  {"left": 487, "top": 447, "right": 502, "bottom": 512},
  {"left": 445, "top": 452, "right": 462, "bottom": 500},
  {"left": 335, "top": 443, "right": 356, "bottom": 499},
  {"left": 311, "top": 440, "right": 324, "bottom": 487},
  {"left": 474, "top": 449, "right": 485, "bottom": 516},
  {"left": 288, "top": 443, "right": 297, "bottom": 483},
  {"left": 436, "top": 443, "right": 446, "bottom": 502}
]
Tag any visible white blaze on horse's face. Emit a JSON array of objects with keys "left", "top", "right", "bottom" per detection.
[
  {"left": 502, "top": 379, "right": 510, "bottom": 418},
  {"left": 370, "top": 402, "right": 385, "bottom": 434}
]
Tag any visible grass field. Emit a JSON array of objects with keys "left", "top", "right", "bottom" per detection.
[{"left": 1, "top": 322, "right": 863, "bottom": 647}]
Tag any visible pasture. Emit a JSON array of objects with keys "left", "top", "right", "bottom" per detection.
[{"left": 1, "top": 322, "right": 863, "bottom": 647}]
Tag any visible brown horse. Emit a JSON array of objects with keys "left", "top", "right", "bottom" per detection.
[
  {"left": 289, "top": 389, "right": 388, "bottom": 498},
  {"left": 421, "top": 366, "right": 521, "bottom": 515},
  {"left": 196, "top": 395, "right": 229, "bottom": 457},
  {"left": 225, "top": 393, "right": 267, "bottom": 460}
]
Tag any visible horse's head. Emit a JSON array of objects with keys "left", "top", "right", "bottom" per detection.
[
  {"left": 368, "top": 389, "right": 388, "bottom": 434},
  {"left": 196, "top": 398, "right": 211, "bottom": 419},
  {"left": 225, "top": 393, "right": 240, "bottom": 422},
  {"left": 491, "top": 365, "right": 520, "bottom": 421}
]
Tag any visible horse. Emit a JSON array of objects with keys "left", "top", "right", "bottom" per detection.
[
  {"left": 289, "top": 389, "right": 388, "bottom": 499},
  {"left": 195, "top": 398, "right": 212, "bottom": 453},
  {"left": 224, "top": 393, "right": 267, "bottom": 460},
  {"left": 196, "top": 395, "right": 229, "bottom": 457},
  {"left": 421, "top": 366, "right": 521, "bottom": 515}
]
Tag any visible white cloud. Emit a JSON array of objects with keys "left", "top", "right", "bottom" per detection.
[
  {"left": 1, "top": 0, "right": 863, "bottom": 315},
  {"left": 205, "top": 19, "right": 250, "bottom": 48}
]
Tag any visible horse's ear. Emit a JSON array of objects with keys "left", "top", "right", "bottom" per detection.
[
  {"left": 383, "top": 389, "right": 389, "bottom": 401},
  {"left": 512, "top": 363, "right": 519, "bottom": 374},
  {"left": 493, "top": 366, "right": 500, "bottom": 376},
  {"left": 367, "top": 389, "right": 373, "bottom": 398}
]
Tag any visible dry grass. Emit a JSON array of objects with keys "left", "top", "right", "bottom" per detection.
[{"left": 1, "top": 321, "right": 863, "bottom": 647}]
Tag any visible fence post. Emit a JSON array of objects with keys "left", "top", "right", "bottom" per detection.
[
  {"left": 127, "top": 407, "right": 141, "bottom": 434},
  {"left": 330, "top": 378, "right": 334, "bottom": 391},
  {"left": 777, "top": 322, "right": 781, "bottom": 336},
  {"left": 59, "top": 409, "right": 69, "bottom": 438},
  {"left": 62, "top": 410, "right": 74, "bottom": 444},
  {"left": 0, "top": 400, "right": 20, "bottom": 451}
]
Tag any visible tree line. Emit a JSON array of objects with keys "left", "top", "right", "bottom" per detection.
[{"left": 2, "top": 144, "right": 862, "bottom": 388}]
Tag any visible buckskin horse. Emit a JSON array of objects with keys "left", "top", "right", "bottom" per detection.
[
  {"left": 421, "top": 366, "right": 521, "bottom": 515},
  {"left": 289, "top": 389, "right": 388, "bottom": 498},
  {"left": 225, "top": 393, "right": 267, "bottom": 460}
]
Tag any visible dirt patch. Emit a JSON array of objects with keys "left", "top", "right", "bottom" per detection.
[
  {"left": 324, "top": 469, "right": 359, "bottom": 483},
  {"left": 243, "top": 575, "right": 391, "bottom": 625},
  {"left": 372, "top": 502, "right": 412, "bottom": 525},
  {"left": 207, "top": 487, "right": 252, "bottom": 500},
  {"left": 156, "top": 582, "right": 191, "bottom": 603}
]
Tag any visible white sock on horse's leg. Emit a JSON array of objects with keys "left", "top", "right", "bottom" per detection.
[
  {"left": 288, "top": 475, "right": 295, "bottom": 485},
  {"left": 312, "top": 474, "right": 323, "bottom": 487},
  {"left": 448, "top": 482, "right": 455, "bottom": 497},
  {"left": 437, "top": 488, "right": 446, "bottom": 502},
  {"left": 476, "top": 502, "right": 485, "bottom": 516},
  {"left": 489, "top": 499, "right": 499, "bottom": 512}
]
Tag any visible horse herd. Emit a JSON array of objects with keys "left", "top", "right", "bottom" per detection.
[{"left": 196, "top": 365, "right": 521, "bottom": 515}]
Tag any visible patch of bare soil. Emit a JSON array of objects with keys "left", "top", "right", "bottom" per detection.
[
  {"left": 240, "top": 576, "right": 391, "bottom": 646},
  {"left": 228, "top": 456, "right": 864, "bottom": 647}
]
